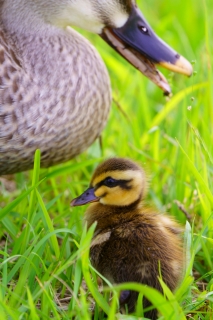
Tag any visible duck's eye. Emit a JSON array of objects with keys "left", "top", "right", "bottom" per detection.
[
  {"left": 104, "top": 177, "right": 118, "bottom": 188},
  {"left": 140, "top": 26, "right": 148, "bottom": 34}
]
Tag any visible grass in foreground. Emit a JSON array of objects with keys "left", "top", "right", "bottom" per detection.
[{"left": 0, "top": 0, "right": 213, "bottom": 318}]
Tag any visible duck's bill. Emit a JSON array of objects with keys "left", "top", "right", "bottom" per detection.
[
  {"left": 71, "top": 187, "right": 99, "bottom": 207},
  {"left": 100, "top": 5, "right": 192, "bottom": 95}
]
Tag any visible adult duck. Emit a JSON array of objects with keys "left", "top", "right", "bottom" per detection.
[{"left": 0, "top": 0, "right": 192, "bottom": 174}]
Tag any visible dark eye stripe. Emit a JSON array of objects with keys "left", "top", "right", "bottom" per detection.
[
  {"left": 103, "top": 177, "right": 118, "bottom": 188},
  {"left": 119, "top": 180, "right": 132, "bottom": 190},
  {"left": 95, "top": 177, "right": 132, "bottom": 189}
]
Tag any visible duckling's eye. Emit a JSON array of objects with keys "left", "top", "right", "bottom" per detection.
[{"left": 103, "top": 177, "right": 118, "bottom": 188}]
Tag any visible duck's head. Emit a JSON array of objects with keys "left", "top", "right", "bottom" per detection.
[
  {"left": 71, "top": 158, "right": 146, "bottom": 207},
  {"left": 4, "top": 0, "right": 192, "bottom": 94},
  {"left": 52, "top": 0, "right": 192, "bottom": 94}
]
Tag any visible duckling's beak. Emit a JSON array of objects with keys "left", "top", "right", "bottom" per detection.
[
  {"left": 71, "top": 187, "right": 99, "bottom": 207},
  {"left": 101, "top": 5, "right": 192, "bottom": 95}
]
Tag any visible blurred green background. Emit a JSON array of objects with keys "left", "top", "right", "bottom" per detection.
[{"left": 0, "top": 0, "right": 213, "bottom": 318}]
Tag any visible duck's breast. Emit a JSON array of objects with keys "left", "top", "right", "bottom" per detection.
[{"left": 0, "top": 27, "right": 111, "bottom": 174}]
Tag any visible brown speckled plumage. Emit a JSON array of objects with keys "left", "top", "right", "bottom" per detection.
[
  {"left": 0, "top": 1, "right": 111, "bottom": 174},
  {"left": 71, "top": 158, "right": 184, "bottom": 319}
]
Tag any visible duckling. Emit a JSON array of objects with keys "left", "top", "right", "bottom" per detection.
[
  {"left": 0, "top": 1, "right": 192, "bottom": 175},
  {"left": 71, "top": 158, "right": 184, "bottom": 319}
]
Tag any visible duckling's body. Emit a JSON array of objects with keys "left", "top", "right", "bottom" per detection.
[
  {"left": 71, "top": 158, "right": 184, "bottom": 319},
  {"left": 0, "top": 1, "right": 192, "bottom": 175}
]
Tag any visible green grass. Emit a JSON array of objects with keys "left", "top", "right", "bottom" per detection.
[{"left": 1, "top": 0, "right": 213, "bottom": 318}]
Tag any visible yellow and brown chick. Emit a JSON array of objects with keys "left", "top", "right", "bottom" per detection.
[{"left": 71, "top": 158, "right": 184, "bottom": 319}]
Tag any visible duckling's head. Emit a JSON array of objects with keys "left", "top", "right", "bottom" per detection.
[{"left": 71, "top": 158, "right": 146, "bottom": 207}]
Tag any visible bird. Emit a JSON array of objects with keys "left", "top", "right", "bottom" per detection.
[
  {"left": 71, "top": 157, "right": 184, "bottom": 319},
  {"left": 0, "top": 0, "right": 192, "bottom": 175}
]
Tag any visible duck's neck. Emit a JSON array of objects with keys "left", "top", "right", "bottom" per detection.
[
  {"left": 0, "top": 0, "right": 92, "bottom": 81},
  {"left": 1, "top": 0, "right": 63, "bottom": 35},
  {"left": 1, "top": 0, "right": 104, "bottom": 35},
  {"left": 85, "top": 200, "right": 142, "bottom": 231}
]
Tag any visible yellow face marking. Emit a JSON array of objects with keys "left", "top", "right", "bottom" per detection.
[
  {"left": 94, "top": 185, "right": 109, "bottom": 198},
  {"left": 93, "top": 170, "right": 146, "bottom": 206},
  {"left": 92, "top": 170, "right": 143, "bottom": 187}
]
